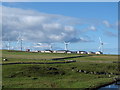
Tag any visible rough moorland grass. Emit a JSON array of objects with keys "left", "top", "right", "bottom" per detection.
[
  {"left": 67, "top": 55, "right": 118, "bottom": 62},
  {"left": 2, "top": 64, "right": 116, "bottom": 88},
  {"left": 2, "top": 58, "right": 65, "bottom": 63},
  {"left": 2, "top": 76, "right": 113, "bottom": 88},
  {"left": 2, "top": 50, "right": 81, "bottom": 60},
  {"left": 2, "top": 50, "right": 119, "bottom": 88}
]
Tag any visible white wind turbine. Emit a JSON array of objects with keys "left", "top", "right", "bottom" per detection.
[
  {"left": 64, "top": 41, "right": 70, "bottom": 51},
  {"left": 49, "top": 43, "right": 54, "bottom": 50},
  {"left": 98, "top": 37, "right": 104, "bottom": 52},
  {"left": 98, "top": 37, "right": 108, "bottom": 53},
  {"left": 17, "top": 33, "right": 23, "bottom": 51}
]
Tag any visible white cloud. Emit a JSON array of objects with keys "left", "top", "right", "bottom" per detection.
[
  {"left": 89, "top": 25, "right": 96, "bottom": 31},
  {"left": 64, "top": 26, "right": 74, "bottom": 32},
  {"left": 103, "top": 20, "right": 118, "bottom": 30},
  {"left": 103, "top": 20, "right": 111, "bottom": 28},
  {"left": 2, "top": 6, "right": 91, "bottom": 43},
  {"left": 42, "top": 23, "right": 62, "bottom": 30},
  {"left": 2, "top": 5, "right": 117, "bottom": 44}
]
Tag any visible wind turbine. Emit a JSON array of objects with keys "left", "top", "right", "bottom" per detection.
[
  {"left": 49, "top": 43, "right": 54, "bottom": 50},
  {"left": 17, "top": 33, "right": 23, "bottom": 51},
  {"left": 98, "top": 37, "right": 108, "bottom": 53},
  {"left": 6, "top": 38, "right": 11, "bottom": 50},
  {"left": 98, "top": 37, "right": 104, "bottom": 52},
  {"left": 64, "top": 41, "right": 70, "bottom": 51}
]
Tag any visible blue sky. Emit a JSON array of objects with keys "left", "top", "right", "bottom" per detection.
[
  {"left": 2, "top": 2, "right": 118, "bottom": 20},
  {"left": 2, "top": 2, "right": 118, "bottom": 54}
]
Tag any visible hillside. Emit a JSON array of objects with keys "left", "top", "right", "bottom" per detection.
[{"left": 1, "top": 50, "right": 119, "bottom": 88}]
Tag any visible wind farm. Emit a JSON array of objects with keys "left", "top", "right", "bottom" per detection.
[
  {"left": 1, "top": 35, "right": 119, "bottom": 89},
  {"left": 2, "top": 36, "right": 105, "bottom": 55},
  {"left": 1, "top": 49, "right": 119, "bottom": 89},
  {"left": 1, "top": 2, "right": 118, "bottom": 89}
]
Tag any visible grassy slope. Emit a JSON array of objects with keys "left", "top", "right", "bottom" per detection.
[
  {"left": 65, "top": 55, "right": 118, "bottom": 62},
  {"left": 2, "top": 50, "right": 119, "bottom": 88},
  {"left": 2, "top": 50, "right": 80, "bottom": 59},
  {"left": 2, "top": 50, "right": 82, "bottom": 63},
  {"left": 2, "top": 64, "right": 115, "bottom": 88}
]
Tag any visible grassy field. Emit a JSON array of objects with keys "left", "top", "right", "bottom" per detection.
[
  {"left": 1, "top": 50, "right": 119, "bottom": 88},
  {"left": 2, "top": 50, "right": 81, "bottom": 59}
]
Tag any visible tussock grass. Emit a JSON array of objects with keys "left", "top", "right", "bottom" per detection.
[{"left": 2, "top": 50, "right": 119, "bottom": 88}]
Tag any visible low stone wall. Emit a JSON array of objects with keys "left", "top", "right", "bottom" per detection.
[
  {"left": 1, "top": 60, "right": 76, "bottom": 65},
  {"left": 76, "top": 69, "right": 120, "bottom": 75},
  {"left": 51, "top": 55, "right": 86, "bottom": 60}
]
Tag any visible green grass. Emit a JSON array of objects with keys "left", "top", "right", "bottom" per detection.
[
  {"left": 2, "top": 50, "right": 119, "bottom": 88},
  {"left": 2, "top": 64, "right": 116, "bottom": 88},
  {"left": 65, "top": 55, "right": 118, "bottom": 62},
  {"left": 2, "top": 58, "right": 66, "bottom": 64},
  {"left": 2, "top": 63, "right": 119, "bottom": 88},
  {"left": 2, "top": 50, "right": 81, "bottom": 60}
]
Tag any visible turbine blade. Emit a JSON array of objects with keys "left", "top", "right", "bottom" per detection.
[
  {"left": 104, "top": 42, "right": 109, "bottom": 45},
  {"left": 99, "top": 37, "right": 102, "bottom": 43},
  {"left": 67, "top": 42, "right": 70, "bottom": 44},
  {"left": 98, "top": 46, "right": 101, "bottom": 49}
]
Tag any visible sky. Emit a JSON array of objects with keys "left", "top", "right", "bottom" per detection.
[
  {"left": 1, "top": 2, "right": 118, "bottom": 54},
  {"left": 2, "top": 0, "right": 119, "bottom": 2}
]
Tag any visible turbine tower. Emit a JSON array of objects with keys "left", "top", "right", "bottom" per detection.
[
  {"left": 20, "top": 39, "right": 23, "bottom": 51},
  {"left": 64, "top": 41, "right": 70, "bottom": 51},
  {"left": 98, "top": 37, "right": 104, "bottom": 52}
]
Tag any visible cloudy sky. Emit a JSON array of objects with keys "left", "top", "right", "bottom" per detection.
[
  {"left": 1, "top": 2, "right": 118, "bottom": 54},
  {"left": 2, "top": 0, "right": 119, "bottom": 2}
]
